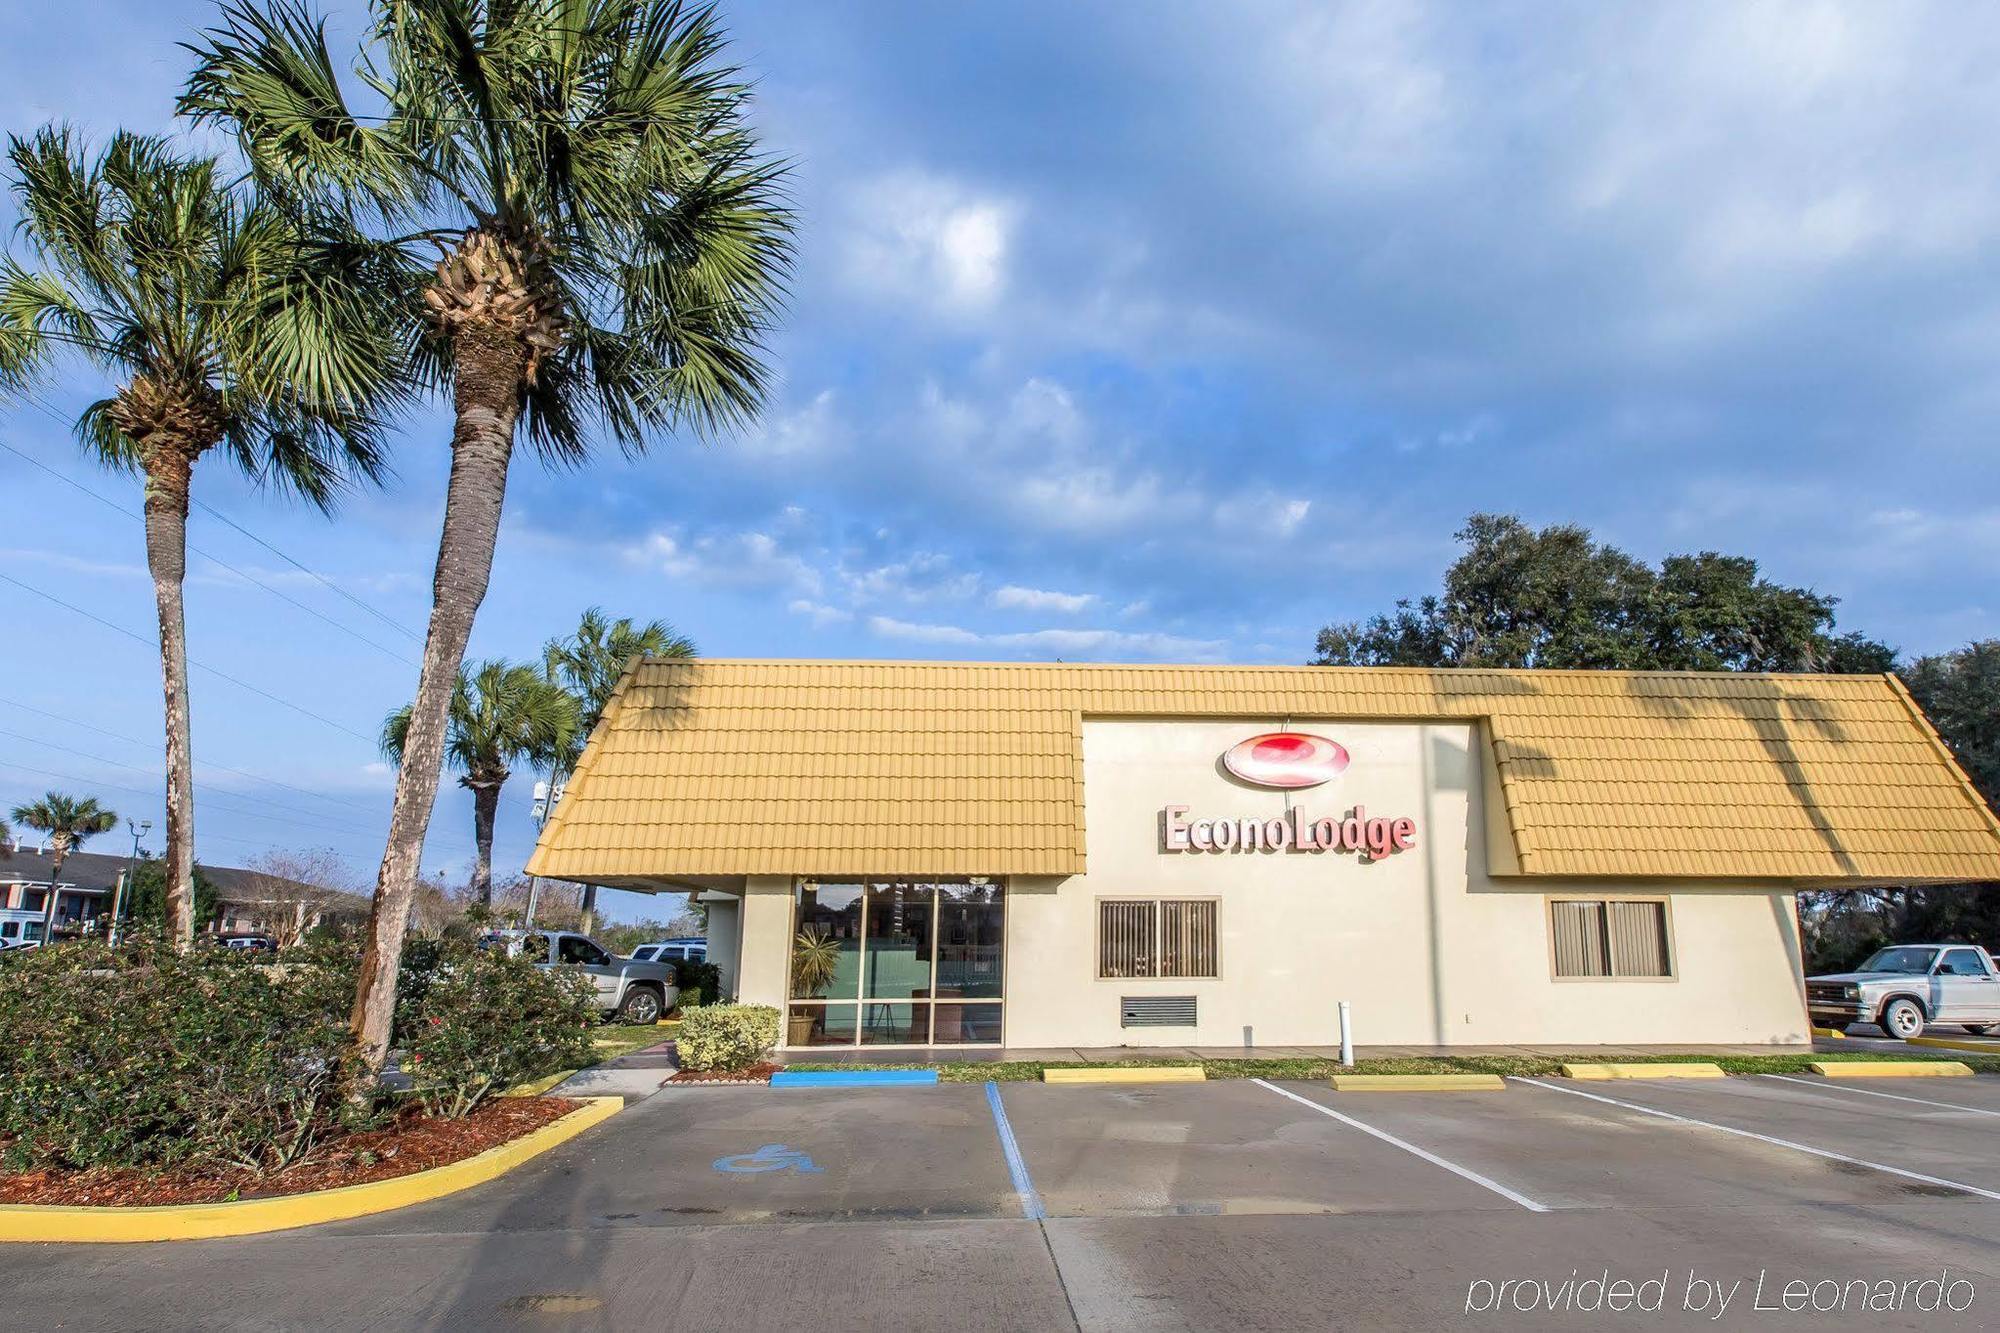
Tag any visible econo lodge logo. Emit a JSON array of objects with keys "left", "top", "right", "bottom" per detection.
[{"left": 1221, "top": 732, "right": 1349, "bottom": 789}]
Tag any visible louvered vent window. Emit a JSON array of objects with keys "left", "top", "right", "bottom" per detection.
[
  {"left": 1550, "top": 899, "right": 1672, "bottom": 978},
  {"left": 1099, "top": 900, "right": 1218, "bottom": 979}
]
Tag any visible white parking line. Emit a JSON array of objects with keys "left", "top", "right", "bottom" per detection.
[
  {"left": 1514, "top": 1077, "right": 2000, "bottom": 1202},
  {"left": 1760, "top": 1074, "right": 2000, "bottom": 1119},
  {"left": 1252, "top": 1078, "right": 1549, "bottom": 1212}
]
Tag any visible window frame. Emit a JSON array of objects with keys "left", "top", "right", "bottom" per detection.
[
  {"left": 785, "top": 878, "right": 1007, "bottom": 1049},
  {"left": 1545, "top": 894, "right": 1676, "bottom": 983},
  {"left": 1939, "top": 948, "right": 1990, "bottom": 978},
  {"left": 1095, "top": 896, "right": 1221, "bottom": 982}
]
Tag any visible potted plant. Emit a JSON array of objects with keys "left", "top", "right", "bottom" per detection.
[{"left": 788, "top": 928, "right": 843, "bottom": 1045}]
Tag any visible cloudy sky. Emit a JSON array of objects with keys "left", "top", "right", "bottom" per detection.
[{"left": 2, "top": 1, "right": 1996, "bottom": 913}]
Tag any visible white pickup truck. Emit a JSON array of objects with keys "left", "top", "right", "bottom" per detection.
[
  {"left": 479, "top": 929, "right": 680, "bottom": 1025},
  {"left": 1806, "top": 944, "right": 2000, "bottom": 1040}
]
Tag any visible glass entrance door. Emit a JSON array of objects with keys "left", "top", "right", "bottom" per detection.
[{"left": 787, "top": 879, "right": 1004, "bottom": 1047}]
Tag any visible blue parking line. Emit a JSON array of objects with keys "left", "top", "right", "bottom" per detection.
[
  {"left": 770, "top": 1069, "right": 939, "bottom": 1089},
  {"left": 985, "top": 1081, "right": 1047, "bottom": 1220}
]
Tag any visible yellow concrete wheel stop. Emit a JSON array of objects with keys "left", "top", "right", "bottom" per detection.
[
  {"left": 1560, "top": 1063, "right": 1726, "bottom": 1080},
  {"left": 1042, "top": 1066, "right": 1205, "bottom": 1085},
  {"left": 1809, "top": 1060, "right": 1973, "bottom": 1078},
  {"left": 1327, "top": 1074, "right": 1505, "bottom": 1091},
  {"left": 1905, "top": 1035, "right": 2000, "bottom": 1054}
]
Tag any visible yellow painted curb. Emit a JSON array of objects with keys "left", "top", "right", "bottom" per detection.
[
  {"left": 1809, "top": 1061, "right": 1974, "bottom": 1079},
  {"left": 1561, "top": 1063, "right": 1726, "bottom": 1080},
  {"left": 1906, "top": 1036, "right": 2000, "bottom": 1055},
  {"left": 1812, "top": 1027, "right": 1848, "bottom": 1039},
  {"left": 1327, "top": 1074, "right": 1505, "bottom": 1092},
  {"left": 1043, "top": 1066, "right": 1205, "bottom": 1085},
  {"left": 501, "top": 1069, "right": 578, "bottom": 1099},
  {"left": 0, "top": 1097, "right": 622, "bottom": 1244}
]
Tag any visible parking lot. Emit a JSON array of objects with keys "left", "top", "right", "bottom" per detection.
[{"left": 4, "top": 1073, "right": 1999, "bottom": 1331}]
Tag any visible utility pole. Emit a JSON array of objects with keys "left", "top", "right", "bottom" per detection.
[
  {"left": 523, "top": 773, "right": 566, "bottom": 929},
  {"left": 109, "top": 819, "right": 151, "bottom": 949}
]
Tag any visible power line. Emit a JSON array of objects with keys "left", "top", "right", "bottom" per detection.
[
  {"left": 0, "top": 759, "right": 356, "bottom": 857},
  {"left": 0, "top": 415, "right": 421, "bottom": 666},
  {"left": 0, "top": 727, "right": 397, "bottom": 843},
  {"left": 188, "top": 497, "right": 425, "bottom": 644},
  {"left": 0, "top": 570, "right": 376, "bottom": 744},
  {"left": 0, "top": 693, "right": 393, "bottom": 820}
]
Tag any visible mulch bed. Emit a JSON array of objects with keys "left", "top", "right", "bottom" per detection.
[
  {"left": 0, "top": 1097, "right": 579, "bottom": 1208},
  {"left": 666, "top": 1062, "right": 782, "bottom": 1084}
]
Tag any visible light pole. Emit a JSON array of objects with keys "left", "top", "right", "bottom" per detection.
[
  {"left": 109, "top": 819, "right": 151, "bottom": 948},
  {"left": 522, "top": 773, "right": 565, "bottom": 929}
]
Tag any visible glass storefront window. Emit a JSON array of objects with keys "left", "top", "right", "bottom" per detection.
[
  {"left": 932, "top": 1003, "right": 1003, "bottom": 1045},
  {"left": 864, "top": 883, "right": 933, "bottom": 999},
  {"left": 935, "top": 882, "right": 1005, "bottom": 999},
  {"left": 788, "top": 879, "right": 1005, "bottom": 1046},
  {"left": 792, "top": 883, "right": 864, "bottom": 1000},
  {"left": 786, "top": 1003, "right": 858, "bottom": 1047},
  {"left": 859, "top": 1002, "right": 926, "bottom": 1045}
]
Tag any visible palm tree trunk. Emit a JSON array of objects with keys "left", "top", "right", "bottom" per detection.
[
  {"left": 143, "top": 440, "right": 200, "bottom": 951},
  {"left": 351, "top": 329, "right": 528, "bottom": 1074},
  {"left": 42, "top": 843, "right": 67, "bottom": 939},
  {"left": 469, "top": 779, "right": 500, "bottom": 908}
]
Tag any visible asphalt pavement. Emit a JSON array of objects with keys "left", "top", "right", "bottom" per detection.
[{"left": 4, "top": 1074, "right": 2000, "bottom": 1331}]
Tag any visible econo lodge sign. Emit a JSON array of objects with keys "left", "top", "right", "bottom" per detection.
[{"left": 1161, "top": 731, "right": 1417, "bottom": 861}]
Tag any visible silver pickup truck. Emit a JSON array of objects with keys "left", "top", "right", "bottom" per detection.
[
  {"left": 1806, "top": 944, "right": 2000, "bottom": 1040},
  {"left": 480, "top": 929, "right": 679, "bottom": 1025}
]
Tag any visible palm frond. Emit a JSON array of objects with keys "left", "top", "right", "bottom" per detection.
[{"left": 182, "top": 0, "right": 425, "bottom": 218}]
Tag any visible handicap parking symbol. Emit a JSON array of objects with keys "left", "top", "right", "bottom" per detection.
[{"left": 713, "top": 1143, "right": 824, "bottom": 1175}]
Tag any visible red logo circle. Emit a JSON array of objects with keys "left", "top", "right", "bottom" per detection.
[{"left": 1222, "top": 732, "right": 1349, "bottom": 789}]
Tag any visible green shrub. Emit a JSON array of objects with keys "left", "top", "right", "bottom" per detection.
[
  {"left": 0, "top": 933, "right": 361, "bottom": 1174},
  {"left": 676, "top": 1004, "right": 779, "bottom": 1071},
  {"left": 396, "top": 941, "right": 597, "bottom": 1117},
  {"left": 674, "top": 959, "right": 722, "bottom": 1008}
]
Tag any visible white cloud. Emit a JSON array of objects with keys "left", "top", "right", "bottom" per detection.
[
  {"left": 992, "top": 584, "right": 1096, "bottom": 614},
  {"left": 866, "top": 615, "right": 982, "bottom": 646},
  {"left": 629, "top": 529, "right": 822, "bottom": 595},
  {"left": 839, "top": 170, "right": 1017, "bottom": 314},
  {"left": 788, "top": 599, "right": 852, "bottom": 627},
  {"left": 839, "top": 550, "right": 979, "bottom": 604},
  {"left": 738, "top": 389, "right": 847, "bottom": 460},
  {"left": 866, "top": 615, "right": 1227, "bottom": 662}
]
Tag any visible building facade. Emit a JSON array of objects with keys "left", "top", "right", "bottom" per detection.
[{"left": 528, "top": 660, "right": 2000, "bottom": 1051}]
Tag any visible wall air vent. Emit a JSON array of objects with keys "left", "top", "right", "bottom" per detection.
[{"left": 1121, "top": 996, "right": 1197, "bottom": 1028}]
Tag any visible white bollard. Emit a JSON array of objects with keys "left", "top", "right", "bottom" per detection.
[{"left": 1338, "top": 999, "right": 1354, "bottom": 1067}]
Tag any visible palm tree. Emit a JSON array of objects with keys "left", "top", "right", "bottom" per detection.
[
  {"left": 185, "top": 0, "right": 792, "bottom": 1071},
  {"left": 543, "top": 607, "right": 696, "bottom": 770},
  {"left": 381, "top": 660, "right": 578, "bottom": 907},
  {"left": 10, "top": 792, "right": 117, "bottom": 938},
  {"left": 0, "top": 130, "right": 397, "bottom": 950}
]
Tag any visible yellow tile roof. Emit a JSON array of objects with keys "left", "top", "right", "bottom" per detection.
[{"left": 525, "top": 659, "right": 2000, "bottom": 885}]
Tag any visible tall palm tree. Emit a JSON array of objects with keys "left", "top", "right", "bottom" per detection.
[
  {"left": 0, "top": 129, "right": 397, "bottom": 950},
  {"left": 543, "top": 607, "right": 696, "bottom": 770},
  {"left": 381, "top": 660, "right": 578, "bottom": 907},
  {"left": 10, "top": 792, "right": 117, "bottom": 937},
  {"left": 185, "top": 0, "right": 792, "bottom": 1071}
]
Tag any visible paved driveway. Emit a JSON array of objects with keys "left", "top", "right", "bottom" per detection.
[{"left": 4, "top": 1075, "right": 2000, "bottom": 1330}]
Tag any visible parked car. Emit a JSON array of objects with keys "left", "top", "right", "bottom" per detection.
[
  {"left": 214, "top": 934, "right": 278, "bottom": 953},
  {"left": 479, "top": 929, "right": 679, "bottom": 1024},
  {"left": 632, "top": 937, "right": 706, "bottom": 965},
  {"left": 1806, "top": 944, "right": 2000, "bottom": 1039}
]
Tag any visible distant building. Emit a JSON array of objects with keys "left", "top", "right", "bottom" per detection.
[{"left": 0, "top": 845, "right": 366, "bottom": 944}]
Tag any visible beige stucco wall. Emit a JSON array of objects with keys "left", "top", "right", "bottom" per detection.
[{"left": 728, "top": 718, "right": 1812, "bottom": 1048}]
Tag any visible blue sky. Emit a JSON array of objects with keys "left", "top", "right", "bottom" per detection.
[{"left": 2, "top": 2, "right": 1997, "bottom": 919}]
